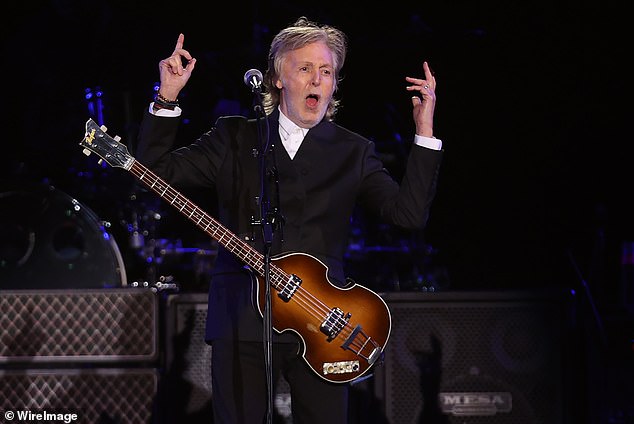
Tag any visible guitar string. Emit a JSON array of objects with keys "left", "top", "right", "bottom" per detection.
[
  {"left": 132, "top": 163, "right": 373, "bottom": 356},
  {"left": 132, "top": 162, "right": 369, "bottom": 351},
  {"left": 131, "top": 162, "right": 376, "bottom": 354},
  {"left": 131, "top": 162, "right": 333, "bottom": 319}
]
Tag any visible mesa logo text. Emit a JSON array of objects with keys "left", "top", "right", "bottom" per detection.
[
  {"left": 439, "top": 392, "right": 512, "bottom": 416},
  {"left": 3, "top": 410, "right": 78, "bottom": 423}
]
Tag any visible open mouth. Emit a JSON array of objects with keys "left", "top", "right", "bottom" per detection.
[{"left": 306, "top": 94, "right": 319, "bottom": 108}]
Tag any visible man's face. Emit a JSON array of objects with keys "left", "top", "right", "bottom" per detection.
[{"left": 276, "top": 41, "right": 336, "bottom": 129}]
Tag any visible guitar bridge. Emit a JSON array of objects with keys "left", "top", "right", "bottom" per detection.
[
  {"left": 341, "top": 325, "right": 382, "bottom": 365},
  {"left": 320, "top": 307, "right": 350, "bottom": 341}
]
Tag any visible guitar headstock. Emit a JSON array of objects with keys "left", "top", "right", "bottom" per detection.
[{"left": 80, "top": 118, "right": 134, "bottom": 170}]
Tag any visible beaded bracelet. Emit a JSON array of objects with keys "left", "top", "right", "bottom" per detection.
[
  {"left": 153, "top": 91, "right": 179, "bottom": 111},
  {"left": 156, "top": 91, "right": 178, "bottom": 105}
]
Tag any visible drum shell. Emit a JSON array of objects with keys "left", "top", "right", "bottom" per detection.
[{"left": 0, "top": 183, "right": 126, "bottom": 289}]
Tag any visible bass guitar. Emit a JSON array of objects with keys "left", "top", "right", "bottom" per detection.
[{"left": 79, "top": 118, "right": 391, "bottom": 383}]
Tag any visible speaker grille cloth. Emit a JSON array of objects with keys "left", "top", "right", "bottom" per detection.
[
  {"left": 0, "top": 289, "right": 157, "bottom": 362},
  {"left": 383, "top": 293, "right": 565, "bottom": 424},
  {"left": 0, "top": 368, "right": 157, "bottom": 423},
  {"left": 173, "top": 300, "right": 213, "bottom": 413},
  {"left": 165, "top": 294, "right": 293, "bottom": 420}
]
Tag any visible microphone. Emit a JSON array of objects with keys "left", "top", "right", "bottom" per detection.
[{"left": 243, "top": 68, "right": 263, "bottom": 92}]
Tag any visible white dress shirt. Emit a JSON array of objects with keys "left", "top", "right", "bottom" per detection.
[
  {"left": 278, "top": 111, "right": 309, "bottom": 160},
  {"left": 277, "top": 108, "right": 442, "bottom": 159},
  {"left": 148, "top": 104, "right": 443, "bottom": 159}
]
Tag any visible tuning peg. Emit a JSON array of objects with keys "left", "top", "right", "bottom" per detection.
[
  {"left": 114, "top": 135, "right": 121, "bottom": 142},
  {"left": 98, "top": 159, "right": 104, "bottom": 166},
  {"left": 82, "top": 148, "right": 92, "bottom": 156},
  {"left": 100, "top": 125, "right": 108, "bottom": 132}
]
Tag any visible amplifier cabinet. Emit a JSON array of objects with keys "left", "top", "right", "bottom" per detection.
[
  {"left": 0, "top": 288, "right": 158, "bottom": 363},
  {"left": 376, "top": 289, "right": 577, "bottom": 424}
]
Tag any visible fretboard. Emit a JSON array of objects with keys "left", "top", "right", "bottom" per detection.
[{"left": 129, "top": 160, "right": 267, "bottom": 275}]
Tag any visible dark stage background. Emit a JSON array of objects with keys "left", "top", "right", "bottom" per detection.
[
  {"left": 1, "top": 0, "right": 632, "bottom": 422},
  {"left": 3, "top": 0, "right": 631, "bottom": 297}
]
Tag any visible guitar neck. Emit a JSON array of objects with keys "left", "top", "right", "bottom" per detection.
[{"left": 128, "top": 160, "right": 265, "bottom": 274}]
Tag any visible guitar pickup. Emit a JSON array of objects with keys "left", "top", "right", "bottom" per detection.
[
  {"left": 278, "top": 274, "right": 302, "bottom": 302},
  {"left": 320, "top": 308, "right": 350, "bottom": 341}
]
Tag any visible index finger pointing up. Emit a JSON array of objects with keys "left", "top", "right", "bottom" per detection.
[{"left": 174, "top": 33, "right": 185, "bottom": 52}]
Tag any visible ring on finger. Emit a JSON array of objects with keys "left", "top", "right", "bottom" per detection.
[{"left": 424, "top": 85, "right": 430, "bottom": 89}]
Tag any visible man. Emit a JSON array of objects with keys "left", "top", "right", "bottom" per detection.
[{"left": 136, "top": 16, "right": 442, "bottom": 423}]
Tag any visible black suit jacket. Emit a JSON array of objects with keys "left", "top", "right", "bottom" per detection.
[{"left": 136, "top": 108, "right": 443, "bottom": 341}]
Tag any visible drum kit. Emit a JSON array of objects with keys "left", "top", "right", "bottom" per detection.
[
  {"left": 344, "top": 211, "right": 450, "bottom": 293},
  {"left": 0, "top": 179, "right": 447, "bottom": 293},
  {"left": 1, "top": 86, "right": 446, "bottom": 292},
  {"left": 0, "top": 181, "right": 217, "bottom": 292}
]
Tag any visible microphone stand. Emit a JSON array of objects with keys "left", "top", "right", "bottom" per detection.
[{"left": 248, "top": 78, "right": 283, "bottom": 424}]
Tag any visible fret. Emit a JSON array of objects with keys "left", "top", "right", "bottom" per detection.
[{"left": 80, "top": 117, "right": 392, "bottom": 385}]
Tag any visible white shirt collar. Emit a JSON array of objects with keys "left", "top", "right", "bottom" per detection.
[
  {"left": 278, "top": 109, "right": 308, "bottom": 140},
  {"left": 278, "top": 108, "right": 308, "bottom": 159}
]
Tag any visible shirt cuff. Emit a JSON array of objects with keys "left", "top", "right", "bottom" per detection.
[
  {"left": 414, "top": 134, "right": 442, "bottom": 151},
  {"left": 148, "top": 103, "right": 182, "bottom": 117}
]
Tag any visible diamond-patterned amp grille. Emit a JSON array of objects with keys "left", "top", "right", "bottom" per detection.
[
  {"left": 0, "top": 368, "right": 157, "bottom": 423},
  {"left": 0, "top": 289, "right": 158, "bottom": 362}
]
